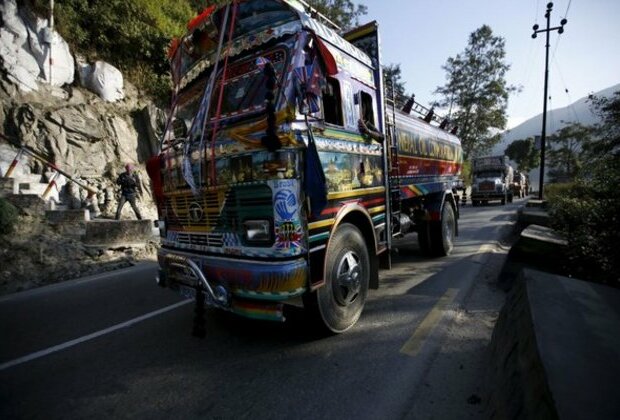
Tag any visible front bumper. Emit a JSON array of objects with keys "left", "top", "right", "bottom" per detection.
[
  {"left": 471, "top": 191, "right": 505, "bottom": 200},
  {"left": 157, "top": 248, "right": 308, "bottom": 320}
]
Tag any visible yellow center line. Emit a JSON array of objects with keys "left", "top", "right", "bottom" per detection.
[{"left": 400, "top": 288, "right": 459, "bottom": 357}]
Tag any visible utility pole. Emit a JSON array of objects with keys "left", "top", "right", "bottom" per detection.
[{"left": 532, "top": 2, "right": 567, "bottom": 200}]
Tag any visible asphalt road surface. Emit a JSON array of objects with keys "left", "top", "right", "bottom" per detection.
[{"left": 0, "top": 199, "right": 521, "bottom": 419}]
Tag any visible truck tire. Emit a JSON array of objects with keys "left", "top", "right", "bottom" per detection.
[
  {"left": 315, "top": 223, "right": 370, "bottom": 333},
  {"left": 430, "top": 203, "right": 456, "bottom": 256}
]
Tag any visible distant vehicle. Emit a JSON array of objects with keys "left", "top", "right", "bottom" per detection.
[
  {"left": 511, "top": 171, "right": 527, "bottom": 199},
  {"left": 470, "top": 155, "right": 513, "bottom": 206}
]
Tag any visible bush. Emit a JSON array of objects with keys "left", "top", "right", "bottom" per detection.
[
  {"left": 548, "top": 180, "right": 620, "bottom": 287},
  {"left": 544, "top": 182, "right": 581, "bottom": 203},
  {"left": 0, "top": 198, "right": 19, "bottom": 235}
]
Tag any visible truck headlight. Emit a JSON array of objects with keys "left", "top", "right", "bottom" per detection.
[{"left": 243, "top": 219, "right": 272, "bottom": 244}]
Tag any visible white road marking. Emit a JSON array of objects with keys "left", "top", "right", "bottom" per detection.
[{"left": 0, "top": 299, "right": 191, "bottom": 372}]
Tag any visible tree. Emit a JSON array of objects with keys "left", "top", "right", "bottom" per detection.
[
  {"left": 307, "top": 0, "right": 367, "bottom": 31},
  {"left": 383, "top": 63, "right": 409, "bottom": 104},
  {"left": 434, "top": 25, "right": 517, "bottom": 159},
  {"left": 546, "top": 123, "right": 591, "bottom": 183},
  {"left": 504, "top": 138, "right": 540, "bottom": 173},
  {"left": 584, "top": 91, "right": 620, "bottom": 162},
  {"left": 575, "top": 90, "right": 620, "bottom": 198}
]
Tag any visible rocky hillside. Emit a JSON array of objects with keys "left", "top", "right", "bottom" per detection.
[
  {"left": 0, "top": 0, "right": 165, "bottom": 220},
  {"left": 0, "top": 0, "right": 169, "bottom": 294},
  {"left": 0, "top": 80, "right": 163, "bottom": 220}
]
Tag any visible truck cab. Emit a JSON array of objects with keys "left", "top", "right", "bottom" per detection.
[{"left": 470, "top": 155, "right": 513, "bottom": 206}]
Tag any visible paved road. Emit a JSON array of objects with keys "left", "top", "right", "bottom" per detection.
[{"left": 0, "top": 200, "right": 520, "bottom": 419}]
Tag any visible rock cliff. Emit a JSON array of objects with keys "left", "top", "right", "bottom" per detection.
[
  {"left": 0, "top": 0, "right": 169, "bottom": 294},
  {"left": 0, "top": 0, "right": 166, "bottom": 220}
]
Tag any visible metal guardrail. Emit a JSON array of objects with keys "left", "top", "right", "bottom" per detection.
[{"left": 1, "top": 133, "right": 98, "bottom": 199}]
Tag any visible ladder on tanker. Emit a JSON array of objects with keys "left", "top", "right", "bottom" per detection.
[{"left": 384, "top": 79, "right": 402, "bottom": 236}]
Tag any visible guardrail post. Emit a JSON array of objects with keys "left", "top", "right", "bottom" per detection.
[
  {"left": 4, "top": 149, "right": 24, "bottom": 178},
  {"left": 41, "top": 170, "right": 60, "bottom": 200}
]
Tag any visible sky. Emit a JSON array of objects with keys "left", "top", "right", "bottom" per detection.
[{"left": 359, "top": 0, "right": 620, "bottom": 129}]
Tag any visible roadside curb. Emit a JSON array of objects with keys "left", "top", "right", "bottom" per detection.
[
  {"left": 487, "top": 210, "right": 620, "bottom": 419},
  {"left": 486, "top": 271, "right": 559, "bottom": 419},
  {"left": 497, "top": 223, "right": 568, "bottom": 291}
]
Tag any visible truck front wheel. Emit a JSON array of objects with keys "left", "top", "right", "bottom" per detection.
[{"left": 315, "top": 223, "right": 370, "bottom": 333}]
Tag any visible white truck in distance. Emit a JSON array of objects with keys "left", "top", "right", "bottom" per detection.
[{"left": 470, "top": 155, "right": 514, "bottom": 206}]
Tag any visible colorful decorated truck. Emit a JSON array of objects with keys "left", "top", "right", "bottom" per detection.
[{"left": 148, "top": 0, "right": 462, "bottom": 333}]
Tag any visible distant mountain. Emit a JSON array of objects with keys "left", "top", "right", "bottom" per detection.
[
  {"left": 494, "top": 83, "right": 620, "bottom": 154},
  {"left": 492, "top": 83, "right": 620, "bottom": 191}
]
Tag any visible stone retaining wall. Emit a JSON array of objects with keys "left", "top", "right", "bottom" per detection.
[{"left": 82, "top": 219, "right": 153, "bottom": 246}]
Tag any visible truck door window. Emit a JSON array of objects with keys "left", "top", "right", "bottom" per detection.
[
  {"left": 360, "top": 91, "right": 375, "bottom": 126},
  {"left": 323, "top": 77, "right": 343, "bottom": 126}
]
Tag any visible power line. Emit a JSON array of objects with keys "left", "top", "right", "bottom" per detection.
[
  {"left": 552, "top": 57, "right": 581, "bottom": 124},
  {"left": 549, "top": 1, "right": 578, "bottom": 124},
  {"left": 551, "top": 0, "right": 573, "bottom": 61},
  {"left": 564, "top": 0, "right": 573, "bottom": 17}
]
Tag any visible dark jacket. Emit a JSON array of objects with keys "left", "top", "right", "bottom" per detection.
[{"left": 117, "top": 172, "right": 141, "bottom": 197}]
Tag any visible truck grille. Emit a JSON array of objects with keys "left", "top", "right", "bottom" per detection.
[
  {"left": 163, "top": 185, "right": 273, "bottom": 241},
  {"left": 479, "top": 181, "right": 495, "bottom": 191},
  {"left": 176, "top": 232, "right": 223, "bottom": 247}
]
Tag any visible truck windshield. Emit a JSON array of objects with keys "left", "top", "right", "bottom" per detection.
[
  {"left": 176, "top": 48, "right": 288, "bottom": 133},
  {"left": 475, "top": 170, "right": 502, "bottom": 178},
  {"left": 212, "top": 48, "right": 287, "bottom": 118},
  {"left": 174, "top": 48, "right": 288, "bottom": 130}
]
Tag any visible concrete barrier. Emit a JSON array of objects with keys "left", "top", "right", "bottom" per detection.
[
  {"left": 4, "top": 194, "right": 46, "bottom": 216},
  {"left": 499, "top": 224, "right": 568, "bottom": 291},
  {"left": 489, "top": 269, "right": 620, "bottom": 420},
  {"left": 82, "top": 219, "right": 153, "bottom": 247},
  {"left": 526, "top": 199, "right": 547, "bottom": 209},
  {"left": 46, "top": 209, "right": 90, "bottom": 235},
  {"left": 0, "top": 177, "right": 18, "bottom": 196},
  {"left": 46, "top": 209, "right": 90, "bottom": 224},
  {"left": 487, "top": 270, "right": 558, "bottom": 420},
  {"left": 517, "top": 206, "right": 551, "bottom": 228}
]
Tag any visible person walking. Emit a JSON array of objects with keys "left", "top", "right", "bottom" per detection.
[{"left": 115, "top": 163, "right": 143, "bottom": 220}]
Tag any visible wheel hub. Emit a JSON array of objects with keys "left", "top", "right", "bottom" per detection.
[{"left": 334, "top": 251, "right": 361, "bottom": 306}]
